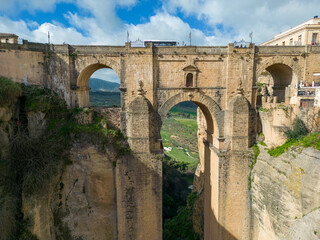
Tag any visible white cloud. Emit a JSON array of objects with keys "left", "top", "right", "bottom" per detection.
[
  {"left": 26, "top": 20, "right": 40, "bottom": 29},
  {"left": 117, "top": 0, "right": 138, "bottom": 7},
  {"left": 0, "top": 9, "right": 232, "bottom": 46},
  {"left": 91, "top": 68, "right": 120, "bottom": 82},
  {"left": 74, "top": 0, "right": 122, "bottom": 31},
  {"left": 162, "top": 0, "right": 320, "bottom": 44},
  {"left": 0, "top": 0, "right": 71, "bottom": 14},
  {"left": 0, "top": 16, "right": 89, "bottom": 44},
  {"left": 33, "top": 22, "right": 89, "bottom": 44},
  {"left": 2, "top": 0, "right": 316, "bottom": 46},
  {"left": 0, "top": 0, "right": 233, "bottom": 46}
]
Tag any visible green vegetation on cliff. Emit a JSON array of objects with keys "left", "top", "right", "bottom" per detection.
[
  {"left": 268, "top": 118, "right": 319, "bottom": 157},
  {"left": 248, "top": 144, "right": 260, "bottom": 190},
  {"left": 23, "top": 85, "right": 67, "bottom": 113},
  {"left": 0, "top": 78, "right": 129, "bottom": 240},
  {"left": 0, "top": 76, "right": 22, "bottom": 107},
  {"left": 268, "top": 133, "right": 320, "bottom": 157},
  {"left": 284, "top": 118, "right": 309, "bottom": 140}
]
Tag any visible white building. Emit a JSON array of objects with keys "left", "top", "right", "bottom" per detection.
[{"left": 262, "top": 16, "right": 320, "bottom": 46}]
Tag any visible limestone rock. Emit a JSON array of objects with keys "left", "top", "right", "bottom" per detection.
[
  {"left": 252, "top": 146, "right": 320, "bottom": 239},
  {"left": 193, "top": 163, "right": 204, "bottom": 194},
  {"left": 192, "top": 165, "right": 204, "bottom": 239},
  {"left": 0, "top": 107, "right": 13, "bottom": 122},
  {"left": 0, "top": 129, "right": 9, "bottom": 158},
  {"left": 27, "top": 111, "right": 47, "bottom": 138},
  {"left": 284, "top": 209, "right": 320, "bottom": 240},
  {"left": 23, "top": 142, "right": 118, "bottom": 240},
  {"left": 74, "top": 108, "right": 94, "bottom": 125},
  {"left": 22, "top": 181, "right": 57, "bottom": 240},
  {"left": 59, "top": 143, "right": 117, "bottom": 240}
]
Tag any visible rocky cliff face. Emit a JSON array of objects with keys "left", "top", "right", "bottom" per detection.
[
  {"left": 22, "top": 141, "right": 118, "bottom": 240},
  {"left": 252, "top": 145, "right": 320, "bottom": 240},
  {"left": 0, "top": 88, "right": 123, "bottom": 240},
  {"left": 193, "top": 106, "right": 320, "bottom": 240}
]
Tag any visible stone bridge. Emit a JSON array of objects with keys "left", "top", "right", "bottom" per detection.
[{"left": 1, "top": 41, "right": 320, "bottom": 240}]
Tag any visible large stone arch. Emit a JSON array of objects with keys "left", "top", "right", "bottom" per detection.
[
  {"left": 158, "top": 91, "right": 224, "bottom": 138},
  {"left": 76, "top": 60, "right": 121, "bottom": 107},
  {"left": 256, "top": 56, "right": 302, "bottom": 103},
  {"left": 256, "top": 56, "right": 302, "bottom": 81},
  {"left": 158, "top": 91, "right": 230, "bottom": 239}
]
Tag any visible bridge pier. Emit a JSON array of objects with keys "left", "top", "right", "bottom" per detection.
[{"left": 119, "top": 94, "right": 162, "bottom": 240}]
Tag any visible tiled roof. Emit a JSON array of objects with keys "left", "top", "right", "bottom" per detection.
[{"left": 0, "top": 33, "right": 18, "bottom": 37}]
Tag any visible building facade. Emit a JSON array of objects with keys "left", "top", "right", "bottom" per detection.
[
  {"left": 262, "top": 16, "right": 320, "bottom": 46},
  {"left": 0, "top": 33, "right": 18, "bottom": 44}
]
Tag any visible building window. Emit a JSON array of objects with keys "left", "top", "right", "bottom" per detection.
[
  {"left": 5, "top": 38, "right": 9, "bottom": 43},
  {"left": 298, "top": 35, "right": 302, "bottom": 45},
  {"left": 312, "top": 33, "right": 318, "bottom": 45},
  {"left": 186, "top": 73, "right": 193, "bottom": 87},
  {"left": 282, "top": 41, "right": 285, "bottom": 46},
  {"left": 290, "top": 38, "right": 293, "bottom": 45}
]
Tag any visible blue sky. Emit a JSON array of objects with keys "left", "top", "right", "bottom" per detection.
[
  {"left": 0, "top": 0, "right": 318, "bottom": 81},
  {"left": 1, "top": 0, "right": 318, "bottom": 46}
]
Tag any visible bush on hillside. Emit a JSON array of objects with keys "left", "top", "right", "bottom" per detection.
[
  {"left": 163, "top": 192, "right": 200, "bottom": 240},
  {"left": 0, "top": 76, "right": 22, "bottom": 107},
  {"left": 285, "top": 118, "right": 309, "bottom": 140},
  {"left": 23, "top": 85, "right": 67, "bottom": 113}
]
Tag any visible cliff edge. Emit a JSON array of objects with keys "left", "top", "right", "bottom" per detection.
[{"left": 252, "top": 144, "right": 320, "bottom": 240}]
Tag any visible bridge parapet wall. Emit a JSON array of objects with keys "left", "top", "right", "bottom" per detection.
[
  {"left": 0, "top": 41, "right": 49, "bottom": 52},
  {"left": 66, "top": 45, "right": 129, "bottom": 55},
  {"left": 156, "top": 46, "right": 228, "bottom": 55},
  {"left": 256, "top": 46, "right": 306, "bottom": 55},
  {"left": 0, "top": 43, "right": 48, "bottom": 86}
]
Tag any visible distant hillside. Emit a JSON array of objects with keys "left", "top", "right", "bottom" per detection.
[
  {"left": 89, "top": 92, "right": 120, "bottom": 107},
  {"left": 89, "top": 78, "right": 120, "bottom": 92},
  {"left": 169, "top": 101, "right": 198, "bottom": 117}
]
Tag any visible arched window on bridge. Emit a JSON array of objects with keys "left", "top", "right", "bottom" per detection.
[
  {"left": 89, "top": 68, "right": 121, "bottom": 107},
  {"left": 186, "top": 73, "right": 193, "bottom": 87},
  {"left": 266, "top": 64, "right": 293, "bottom": 103}
]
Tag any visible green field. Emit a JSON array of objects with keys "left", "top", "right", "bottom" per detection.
[
  {"left": 161, "top": 102, "right": 199, "bottom": 170},
  {"left": 162, "top": 102, "right": 200, "bottom": 238}
]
